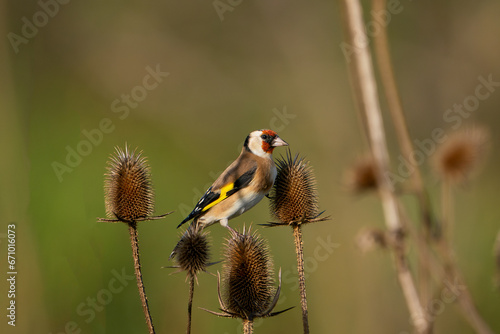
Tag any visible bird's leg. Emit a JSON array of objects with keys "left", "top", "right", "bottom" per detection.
[
  {"left": 219, "top": 218, "right": 229, "bottom": 228},
  {"left": 220, "top": 218, "right": 238, "bottom": 235}
]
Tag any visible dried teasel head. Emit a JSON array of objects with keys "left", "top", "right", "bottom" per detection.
[
  {"left": 432, "top": 127, "right": 490, "bottom": 184},
  {"left": 224, "top": 228, "right": 273, "bottom": 318},
  {"left": 98, "top": 146, "right": 171, "bottom": 224},
  {"left": 267, "top": 151, "right": 327, "bottom": 227},
  {"left": 202, "top": 227, "right": 292, "bottom": 320},
  {"left": 344, "top": 154, "right": 378, "bottom": 193},
  {"left": 169, "top": 226, "right": 211, "bottom": 279}
]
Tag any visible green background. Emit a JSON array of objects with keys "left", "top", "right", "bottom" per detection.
[{"left": 1, "top": 0, "right": 499, "bottom": 333}]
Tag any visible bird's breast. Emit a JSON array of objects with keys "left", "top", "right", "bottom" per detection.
[{"left": 251, "top": 162, "right": 276, "bottom": 194}]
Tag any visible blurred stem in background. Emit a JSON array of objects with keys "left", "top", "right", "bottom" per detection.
[
  {"left": 371, "top": 0, "right": 434, "bottom": 312},
  {"left": 340, "top": 0, "right": 494, "bottom": 333},
  {"left": 437, "top": 177, "right": 493, "bottom": 334},
  {"left": 372, "top": 0, "right": 494, "bottom": 330},
  {"left": 340, "top": 0, "right": 429, "bottom": 332}
]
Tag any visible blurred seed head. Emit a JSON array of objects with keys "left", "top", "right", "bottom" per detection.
[
  {"left": 356, "top": 227, "right": 387, "bottom": 253},
  {"left": 104, "top": 146, "right": 154, "bottom": 223},
  {"left": 270, "top": 151, "right": 320, "bottom": 226},
  {"left": 222, "top": 228, "right": 274, "bottom": 319},
  {"left": 171, "top": 227, "right": 210, "bottom": 279},
  {"left": 433, "top": 128, "right": 490, "bottom": 184},
  {"left": 344, "top": 154, "right": 378, "bottom": 193}
]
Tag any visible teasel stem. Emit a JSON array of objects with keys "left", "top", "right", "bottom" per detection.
[
  {"left": 293, "top": 224, "right": 309, "bottom": 334},
  {"left": 339, "top": 0, "right": 429, "bottom": 332},
  {"left": 128, "top": 223, "right": 155, "bottom": 334},
  {"left": 243, "top": 319, "right": 253, "bottom": 334},
  {"left": 371, "top": 0, "right": 430, "bottom": 209},
  {"left": 186, "top": 275, "right": 195, "bottom": 334}
]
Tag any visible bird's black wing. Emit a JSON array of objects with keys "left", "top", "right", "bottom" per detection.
[{"left": 177, "top": 166, "right": 257, "bottom": 228}]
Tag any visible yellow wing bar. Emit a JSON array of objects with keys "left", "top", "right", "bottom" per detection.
[{"left": 202, "top": 183, "right": 234, "bottom": 212}]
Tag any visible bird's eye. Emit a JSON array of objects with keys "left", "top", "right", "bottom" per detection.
[{"left": 261, "top": 134, "right": 269, "bottom": 140}]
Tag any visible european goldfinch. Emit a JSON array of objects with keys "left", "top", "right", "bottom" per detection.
[{"left": 178, "top": 129, "right": 288, "bottom": 230}]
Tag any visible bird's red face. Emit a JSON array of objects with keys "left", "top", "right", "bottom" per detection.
[
  {"left": 261, "top": 130, "right": 278, "bottom": 154},
  {"left": 245, "top": 129, "right": 288, "bottom": 157}
]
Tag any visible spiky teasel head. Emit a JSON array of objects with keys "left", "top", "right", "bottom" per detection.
[
  {"left": 224, "top": 228, "right": 274, "bottom": 318},
  {"left": 432, "top": 127, "right": 490, "bottom": 184},
  {"left": 170, "top": 226, "right": 211, "bottom": 280},
  {"left": 266, "top": 150, "right": 328, "bottom": 227},
  {"left": 202, "top": 227, "right": 292, "bottom": 321},
  {"left": 344, "top": 154, "right": 378, "bottom": 193},
  {"left": 98, "top": 145, "right": 172, "bottom": 224}
]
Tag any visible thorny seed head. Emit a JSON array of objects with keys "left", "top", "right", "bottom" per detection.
[
  {"left": 344, "top": 154, "right": 378, "bottom": 193},
  {"left": 171, "top": 227, "right": 210, "bottom": 279},
  {"left": 270, "top": 151, "right": 320, "bottom": 226},
  {"left": 433, "top": 127, "right": 489, "bottom": 184},
  {"left": 222, "top": 228, "right": 275, "bottom": 320},
  {"left": 104, "top": 146, "right": 154, "bottom": 222},
  {"left": 201, "top": 227, "right": 292, "bottom": 321}
]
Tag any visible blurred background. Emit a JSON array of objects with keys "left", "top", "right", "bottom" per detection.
[{"left": 1, "top": 0, "right": 499, "bottom": 333}]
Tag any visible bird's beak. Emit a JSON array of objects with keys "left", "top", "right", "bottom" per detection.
[{"left": 272, "top": 136, "right": 288, "bottom": 147}]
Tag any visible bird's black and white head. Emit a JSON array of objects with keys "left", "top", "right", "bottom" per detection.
[{"left": 244, "top": 129, "right": 288, "bottom": 158}]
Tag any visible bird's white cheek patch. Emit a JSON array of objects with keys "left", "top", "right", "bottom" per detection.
[{"left": 248, "top": 138, "right": 268, "bottom": 157}]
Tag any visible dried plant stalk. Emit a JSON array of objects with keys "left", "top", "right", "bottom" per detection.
[
  {"left": 339, "top": 1, "right": 429, "bottom": 332},
  {"left": 293, "top": 225, "right": 309, "bottom": 334},
  {"left": 436, "top": 178, "right": 493, "bottom": 334},
  {"left": 129, "top": 223, "right": 155, "bottom": 334},
  {"left": 243, "top": 319, "right": 253, "bottom": 334},
  {"left": 342, "top": 1, "right": 494, "bottom": 333},
  {"left": 187, "top": 276, "right": 195, "bottom": 334},
  {"left": 371, "top": 0, "right": 434, "bottom": 309}
]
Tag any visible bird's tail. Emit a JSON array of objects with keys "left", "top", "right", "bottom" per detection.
[
  {"left": 177, "top": 217, "right": 190, "bottom": 229},
  {"left": 177, "top": 209, "right": 200, "bottom": 228}
]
